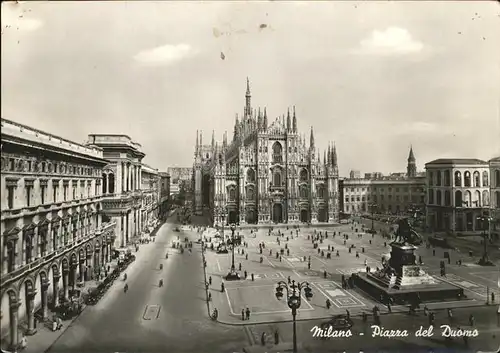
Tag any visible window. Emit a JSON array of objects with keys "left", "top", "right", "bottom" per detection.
[
  {"left": 429, "top": 190, "right": 434, "bottom": 204},
  {"left": 373, "top": 195, "right": 378, "bottom": 202},
  {"left": 483, "top": 171, "right": 489, "bottom": 187},
  {"left": 445, "top": 190, "right": 451, "bottom": 206},
  {"left": 246, "top": 187, "right": 254, "bottom": 200},
  {"left": 496, "top": 170, "right": 500, "bottom": 187},
  {"left": 474, "top": 190, "right": 481, "bottom": 207},
  {"left": 473, "top": 171, "right": 480, "bottom": 187},
  {"left": 300, "top": 186, "right": 308, "bottom": 198},
  {"left": 24, "top": 231, "right": 34, "bottom": 264},
  {"left": 246, "top": 169, "right": 256, "bottom": 183},
  {"left": 272, "top": 142, "right": 283, "bottom": 163},
  {"left": 7, "top": 186, "right": 15, "bottom": 209},
  {"left": 300, "top": 169, "right": 308, "bottom": 182},
  {"left": 41, "top": 185, "right": 46, "bottom": 204},
  {"left": 25, "top": 185, "right": 32, "bottom": 207},
  {"left": 229, "top": 188, "right": 236, "bottom": 202},
  {"left": 72, "top": 186, "right": 76, "bottom": 199},
  {"left": 345, "top": 197, "right": 349, "bottom": 203},
  {"left": 444, "top": 170, "right": 451, "bottom": 186},
  {"left": 454, "top": 171, "right": 461, "bottom": 187},
  {"left": 53, "top": 183, "right": 58, "bottom": 202},
  {"left": 429, "top": 172, "right": 434, "bottom": 186},
  {"left": 436, "top": 190, "right": 442, "bottom": 205},
  {"left": 52, "top": 225, "right": 58, "bottom": 250},
  {"left": 395, "top": 188, "right": 399, "bottom": 192},
  {"left": 39, "top": 227, "right": 48, "bottom": 256},
  {"left": 273, "top": 171, "right": 282, "bottom": 186},
  {"left": 63, "top": 185, "right": 68, "bottom": 201},
  {"left": 436, "top": 172, "right": 442, "bottom": 186},
  {"left": 455, "top": 190, "right": 462, "bottom": 207},
  {"left": 482, "top": 190, "right": 489, "bottom": 206},
  {"left": 464, "top": 171, "right": 471, "bottom": 187},
  {"left": 6, "top": 241, "right": 16, "bottom": 272}
]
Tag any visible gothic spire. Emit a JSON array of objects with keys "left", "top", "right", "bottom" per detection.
[
  {"left": 245, "top": 77, "right": 251, "bottom": 116},
  {"left": 310, "top": 126, "right": 315, "bottom": 149},
  {"left": 196, "top": 129, "right": 199, "bottom": 150},
  {"left": 286, "top": 108, "right": 291, "bottom": 132},
  {"left": 223, "top": 131, "right": 227, "bottom": 148},
  {"left": 332, "top": 142, "right": 338, "bottom": 166},
  {"left": 292, "top": 106, "right": 297, "bottom": 133},
  {"left": 199, "top": 131, "right": 203, "bottom": 147},
  {"left": 408, "top": 145, "right": 415, "bottom": 161},
  {"left": 323, "top": 150, "right": 326, "bottom": 165},
  {"left": 263, "top": 108, "right": 268, "bottom": 131},
  {"left": 211, "top": 130, "right": 215, "bottom": 149}
]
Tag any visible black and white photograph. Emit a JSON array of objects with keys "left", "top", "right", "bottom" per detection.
[{"left": 1, "top": 1, "right": 499, "bottom": 352}]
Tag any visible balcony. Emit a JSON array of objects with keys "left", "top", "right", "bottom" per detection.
[{"left": 1, "top": 222, "right": 116, "bottom": 284}]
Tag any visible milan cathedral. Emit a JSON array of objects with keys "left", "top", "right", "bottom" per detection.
[{"left": 193, "top": 79, "right": 340, "bottom": 225}]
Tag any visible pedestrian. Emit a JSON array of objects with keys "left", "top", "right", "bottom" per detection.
[
  {"left": 20, "top": 335, "right": 27, "bottom": 350},
  {"left": 346, "top": 309, "right": 350, "bottom": 319},
  {"left": 245, "top": 254, "right": 248, "bottom": 260},
  {"left": 239, "top": 263, "right": 242, "bottom": 271},
  {"left": 492, "top": 292, "right": 495, "bottom": 303},
  {"left": 246, "top": 307, "right": 251, "bottom": 320},
  {"left": 326, "top": 299, "right": 331, "bottom": 309},
  {"left": 251, "top": 273, "right": 255, "bottom": 281},
  {"left": 288, "top": 276, "right": 291, "bottom": 284},
  {"left": 241, "top": 309, "right": 245, "bottom": 321},
  {"left": 274, "top": 329, "right": 280, "bottom": 344},
  {"left": 261, "top": 332, "right": 266, "bottom": 346}
]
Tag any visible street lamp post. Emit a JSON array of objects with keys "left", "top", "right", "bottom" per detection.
[
  {"left": 275, "top": 280, "right": 313, "bottom": 353},
  {"left": 477, "top": 213, "right": 493, "bottom": 266},
  {"left": 225, "top": 223, "right": 240, "bottom": 280},
  {"left": 369, "top": 203, "right": 377, "bottom": 233}
]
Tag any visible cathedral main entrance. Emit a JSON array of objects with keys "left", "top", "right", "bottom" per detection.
[
  {"left": 300, "top": 209, "right": 309, "bottom": 223},
  {"left": 228, "top": 210, "right": 238, "bottom": 225},
  {"left": 272, "top": 203, "right": 283, "bottom": 223},
  {"left": 246, "top": 209, "right": 257, "bottom": 224},
  {"left": 202, "top": 174, "right": 210, "bottom": 207},
  {"left": 318, "top": 207, "right": 327, "bottom": 222}
]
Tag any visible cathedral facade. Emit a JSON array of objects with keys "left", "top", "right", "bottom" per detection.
[{"left": 192, "top": 79, "right": 339, "bottom": 225}]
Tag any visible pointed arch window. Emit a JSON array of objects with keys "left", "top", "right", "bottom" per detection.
[
  {"left": 246, "top": 186, "right": 254, "bottom": 200},
  {"left": 272, "top": 142, "right": 283, "bottom": 163},
  {"left": 300, "top": 185, "right": 308, "bottom": 198},
  {"left": 300, "top": 169, "right": 308, "bottom": 182},
  {"left": 247, "top": 169, "right": 256, "bottom": 183},
  {"left": 23, "top": 228, "right": 35, "bottom": 264},
  {"left": 229, "top": 188, "right": 236, "bottom": 202},
  {"left": 6, "top": 240, "right": 16, "bottom": 272},
  {"left": 273, "top": 171, "right": 282, "bottom": 187}
]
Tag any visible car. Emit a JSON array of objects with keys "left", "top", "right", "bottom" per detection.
[{"left": 319, "top": 314, "right": 354, "bottom": 338}]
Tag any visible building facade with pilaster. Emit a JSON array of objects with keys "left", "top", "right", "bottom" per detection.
[
  {"left": 141, "top": 164, "right": 160, "bottom": 231},
  {"left": 0, "top": 119, "right": 115, "bottom": 351},
  {"left": 425, "top": 158, "right": 491, "bottom": 233},
  {"left": 85, "top": 135, "right": 145, "bottom": 248}
]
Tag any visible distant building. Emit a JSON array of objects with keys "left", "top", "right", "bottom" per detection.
[
  {"left": 489, "top": 156, "right": 500, "bottom": 235},
  {"left": 141, "top": 164, "right": 160, "bottom": 230},
  {"left": 168, "top": 167, "right": 192, "bottom": 195},
  {"left": 349, "top": 170, "right": 361, "bottom": 179},
  {"left": 159, "top": 172, "right": 170, "bottom": 219},
  {"left": 341, "top": 147, "right": 426, "bottom": 216},
  {"left": 425, "top": 158, "right": 490, "bottom": 233}
]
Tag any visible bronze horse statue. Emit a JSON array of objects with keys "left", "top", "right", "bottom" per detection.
[{"left": 392, "top": 218, "right": 423, "bottom": 245}]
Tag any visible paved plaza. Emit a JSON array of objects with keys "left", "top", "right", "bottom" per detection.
[{"left": 203, "top": 221, "right": 498, "bottom": 325}]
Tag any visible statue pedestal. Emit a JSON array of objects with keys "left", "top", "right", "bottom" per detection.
[{"left": 352, "top": 243, "right": 464, "bottom": 305}]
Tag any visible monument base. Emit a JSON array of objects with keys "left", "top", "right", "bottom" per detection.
[
  {"left": 351, "top": 242, "right": 464, "bottom": 305},
  {"left": 352, "top": 272, "right": 465, "bottom": 305},
  {"left": 225, "top": 271, "right": 241, "bottom": 281}
]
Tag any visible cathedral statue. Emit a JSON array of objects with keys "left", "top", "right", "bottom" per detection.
[{"left": 392, "top": 218, "right": 423, "bottom": 246}]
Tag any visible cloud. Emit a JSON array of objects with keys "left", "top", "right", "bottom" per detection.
[
  {"left": 356, "top": 27, "right": 423, "bottom": 55},
  {"left": 133, "top": 44, "right": 197, "bottom": 66},
  {"left": 1, "top": 3, "right": 43, "bottom": 32}
]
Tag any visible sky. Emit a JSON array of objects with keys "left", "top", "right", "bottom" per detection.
[{"left": 1, "top": 1, "right": 500, "bottom": 177}]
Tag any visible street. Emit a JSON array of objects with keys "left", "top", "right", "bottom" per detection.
[{"left": 46, "top": 216, "right": 249, "bottom": 353}]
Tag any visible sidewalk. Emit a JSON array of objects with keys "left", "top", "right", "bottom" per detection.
[{"left": 0, "top": 241, "right": 152, "bottom": 353}]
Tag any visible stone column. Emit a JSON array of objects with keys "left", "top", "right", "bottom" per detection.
[
  {"left": 52, "top": 275, "right": 60, "bottom": 308},
  {"left": 106, "top": 242, "right": 111, "bottom": 262},
  {"left": 26, "top": 290, "right": 37, "bottom": 335},
  {"left": 94, "top": 250, "right": 100, "bottom": 273},
  {"left": 85, "top": 253, "right": 92, "bottom": 281},
  {"left": 41, "top": 279, "right": 50, "bottom": 319},
  {"left": 63, "top": 270, "right": 69, "bottom": 300},
  {"left": 8, "top": 300, "right": 20, "bottom": 351},
  {"left": 125, "top": 212, "right": 129, "bottom": 243},
  {"left": 101, "top": 245, "right": 105, "bottom": 266},
  {"left": 105, "top": 173, "right": 109, "bottom": 195}
]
